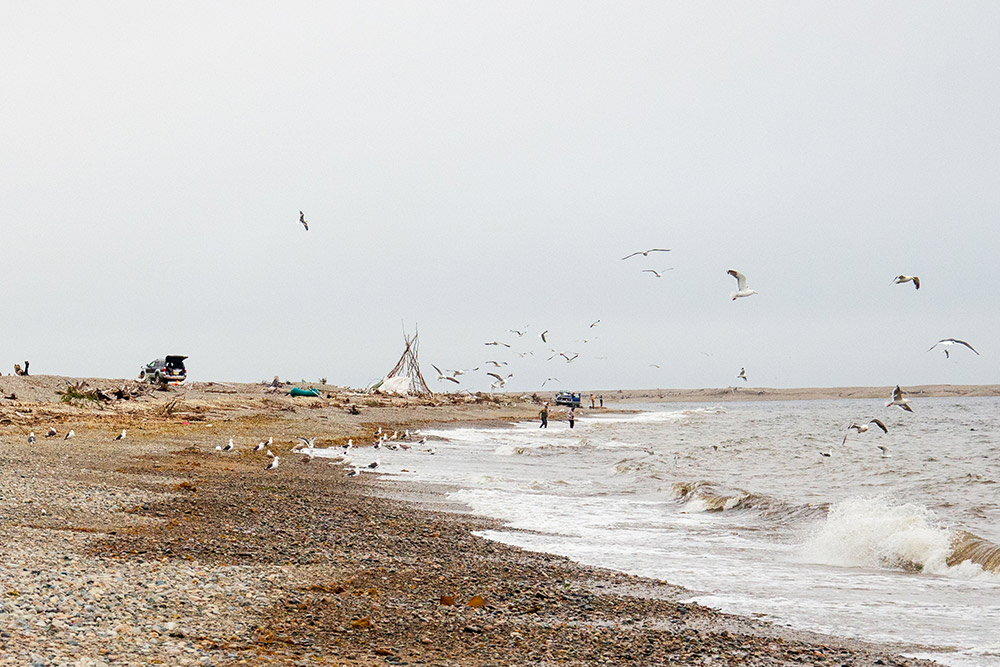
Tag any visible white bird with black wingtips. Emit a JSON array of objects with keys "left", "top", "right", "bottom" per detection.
[
  {"left": 265, "top": 455, "right": 279, "bottom": 470},
  {"left": 622, "top": 248, "right": 670, "bottom": 260},
  {"left": 114, "top": 429, "right": 126, "bottom": 441},
  {"left": 892, "top": 274, "right": 920, "bottom": 290},
  {"left": 64, "top": 430, "right": 74, "bottom": 440},
  {"left": 299, "top": 211, "right": 308, "bottom": 231},
  {"left": 928, "top": 338, "right": 980, "bottom": 358},
  {"left": 737, "top": 368, "right": 747, "bottom": 382},
  {"left": 842, "top": 418, "right": 888, "bottom": 445},
  {"left": 886, "top": 386, "right": 913, "bottom": 412},
  {"left": 727, "top": 269, "right": 758, "bottom": 300}
]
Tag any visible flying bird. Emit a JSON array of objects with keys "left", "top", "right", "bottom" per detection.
[
  {"left": 299, "top": 211, "right": 308, "bottom": 231},
  {"left": 842, "top": 418, "right": 888, "bottom": 445},
  {"left": 642, "top": 269, "right": 674, "bottom": 278},
  {"left": 64, "top": 430, "right": 75, "bottom": 440},
  {"left": 819, "top": 449, "right": 833, "bottom": 457},
  {"left": 927, "top": 338, "right": 980, "bottom": 356},
  {"left": 540, "top": 330, "right": 548, "bottom": 343},
  {"left": 892, "top": 275, "right": 920, "bottom": 290},
  {"left": 886, "top": 385, "right": 913, "bottom": 412},
  {"left": 737, "top": 368, "right": 747, "bottom": 382},
  {"left": 508, "top": 329, "right": 526, "bottom": 337},
  {"left": 727, "top": 270, "right": 758, "bottom": 300},
  {"left": 484, "top": 341, "right": 510, "bottom": 348},
  {"left": 114, "top": 429, "right": 126, "bottom": 441},
  {"left": 877, "top": 445, "right": 890, "bottom": 458},
  {"left": 589, "top": 320, "right": 601, "bottom": 328},
  {"left": 541, "top": 377, "right": 559, "bottom": 387},
  {"left": 486, "top": 372, "right": 507, "bottom": 384},
  {"left": 484, "top": 360, "right": 508, "bottom": 367},
  {"left": 622, "top": 248, "right": 671, "bottom": 260},
  {"left": 559, "top": 352, "right": 579, "bottom": 363}
]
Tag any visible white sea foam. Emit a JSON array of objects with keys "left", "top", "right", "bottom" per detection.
[{"left": 801, "top": 497, "right": 1000, "bottom": 581}]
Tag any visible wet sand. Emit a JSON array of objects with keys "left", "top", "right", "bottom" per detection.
[{"left": 0, "top": 375, "right": 951, "bottom": 665}]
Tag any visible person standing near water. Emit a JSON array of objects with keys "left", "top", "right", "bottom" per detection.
[
  {"left": 539, "top": 403, "right": 549, "bottom": 428},
  {"left": 568, "top": 407, "right": 576, "bottom": 429}
]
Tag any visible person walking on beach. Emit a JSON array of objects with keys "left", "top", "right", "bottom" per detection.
[
  {"left": 568, "top": 407, "right": 576, "bottom": 429},
  {"left": 539, "top": 403, "right": 549, "bottom": 428},
  {"left": 599, "top": 395, "right": 603, "bottom": 408},
  {"left": 590, "top": 394, "right": 596, "bottom": 408}
]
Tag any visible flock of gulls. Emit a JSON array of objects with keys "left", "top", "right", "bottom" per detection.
[{"left": 210, "top": 426, "right": 433, "bottom": 477}]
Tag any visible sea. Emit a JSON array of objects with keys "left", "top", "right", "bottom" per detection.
[{"left": 325, "top": 397, "right": 1000, "bottom": 666}]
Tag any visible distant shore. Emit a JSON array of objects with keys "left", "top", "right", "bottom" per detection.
[
  {"left": 0, "top": 374, "right": 951, "bottom": 665},
  {"left": 589, "top": 383, "right": 1000, "bottom": 404}
]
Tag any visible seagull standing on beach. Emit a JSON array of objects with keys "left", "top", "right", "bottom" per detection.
[
  {"left": 265, "top": 455, "right": 279, "bottom": 470},
  {"left": 254, "top": 440, "right": 265, "bottom": 452},
  {"left": 367, "top": 457, "right": 380, "bottom": 470},
  {"left": 46, "top": 427, "right": 57, "bottom": 438},
  {"left": 299, "top": 211, "right": 308, "bottom": 231},
  {"left": 346, "top": 465, "right": 360, "bottom": 477},
  {"left": 219, "top": 437, "right": 235, "bottom": 452},
  {"left": 28, "top": 432, "right": 35, "bottom": 444},
  {"left": 114, "top": 429, "right": 126, "bottom": 441},
  {"left": 927, "top": 338, "right": 980, "bottom": 357},
  {"left": 727, "top": 270, "right": 758, "bottom": 300},
  {"left": 622, "top": 248, "right": 670, "bottom": 260},
  {"left": 842, "top": 418, "right": 888, "bottom": 445},
  {"left": 64, "top": 430, "right": 74, "bottom": 440},
  {"left": 886, "top": 386, "right": 913, "bottom": 412},
  {"left": 892, "top": 275, "right": 920, "bottom": 289}
]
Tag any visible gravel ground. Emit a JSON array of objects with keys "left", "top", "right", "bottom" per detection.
[{"left": 0, "top": 377, "right": 944, "bottom": 666}]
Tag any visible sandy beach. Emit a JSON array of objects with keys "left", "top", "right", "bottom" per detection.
[{"left": 0, "top": 375, "right": 967, "bottom": 666}]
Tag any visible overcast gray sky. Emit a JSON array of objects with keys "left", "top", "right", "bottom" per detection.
[{"left": 3, "top": 2, "right": 998, "bottom": 392}]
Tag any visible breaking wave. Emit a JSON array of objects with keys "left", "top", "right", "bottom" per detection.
[
  {"left": 802, "top": 497, "right": 1000, "bottom": 579},
  {"left": 669, "top": 480, "right": 826, "bottom": 521}
]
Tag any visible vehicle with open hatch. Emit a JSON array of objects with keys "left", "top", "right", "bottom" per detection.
[{"left": 140, "top": 356, "right": 187, "bottom": 384}]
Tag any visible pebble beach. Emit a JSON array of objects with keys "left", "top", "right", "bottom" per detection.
[{"left": 1, "top": 375, "right": 972, "bottom": 666}]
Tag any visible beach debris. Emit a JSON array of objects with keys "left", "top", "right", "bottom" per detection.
[
  {"left": 350, "top": 616, "right": 372, "bottom": 629},
  {"left": 466, "top": 594, "right": 486, "bottom": 608},
  {"left": 439, "top": 595, "right": 457, "bottom": 606}
]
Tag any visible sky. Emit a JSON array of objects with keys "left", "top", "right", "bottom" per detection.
[{"left": 2, "top": 2, "right": 998, "bottom": 392}]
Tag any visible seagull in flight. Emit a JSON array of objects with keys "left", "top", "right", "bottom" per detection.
[
  {"left": 877, "top": 445, "right": 890, "bottom": 458},
  {"left": 927, "top": 338, "right": 980, "bottom": 357},
  {"left": 892, "top": 274, "right": 919, "bottom": 290},
  {"left": 508, "top": 329, "right": 526, "bottom": 337},
  {"left": 886, "top": 385, "right": 913, "bottom": 412},
  {"left": 559, "top": 352, "right": 579, "bottom": 363},
  {"left": 540, "top": 330, "right": 549, "bottom": 343},
  {"left": 622, "top": 248, "right": 671, "bottom": 260},
  {"left": 843, "top": 418, "right": 888, "bottom": 445},
  {"left": 736, "top": 368, "right": 747, "bottom": 382},
  {"left": 299, "top": 211, "right": 309, "bottom": 231},
  {"left": 541, "top": 377, "right": 559, "bottom": 387},
  {"left": 484, "top": 341, "right": 510, "bottom": 348},
  {"left": 589, "top": 320, "right": 601, "bottom": 328},
  {"left": 727, "top": 270, "right": 758, "bottom": 300},
  {"left": 642, "top": 269, "right": 674, "bottom": 278}
]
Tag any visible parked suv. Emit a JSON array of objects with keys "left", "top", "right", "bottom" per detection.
[
  {"left": 554, "top": 391, "right": 581, "bottom": 408},
  {"left": 141, "top": 356, "right": 187, "bottom": 384}
]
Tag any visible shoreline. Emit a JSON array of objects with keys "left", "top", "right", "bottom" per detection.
[{"left": 0, "top": 375, "right": 945, "bottom": 665}]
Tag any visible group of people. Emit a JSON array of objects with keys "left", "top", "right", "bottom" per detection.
[{"left": 538, "top": 396, "right": 602, "bottom": 428}]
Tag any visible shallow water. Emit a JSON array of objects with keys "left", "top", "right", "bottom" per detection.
[{"left": 325, "top": 397, "right": 1000, "bottom": 666}]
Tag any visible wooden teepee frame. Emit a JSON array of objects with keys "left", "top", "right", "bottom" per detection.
[{"left": 384, "top": 329, "right": 432, "bottom": 395}]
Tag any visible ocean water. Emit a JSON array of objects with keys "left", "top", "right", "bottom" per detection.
[{"left": 329, "top": 397, "right": 1000, "bottom": 666}]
